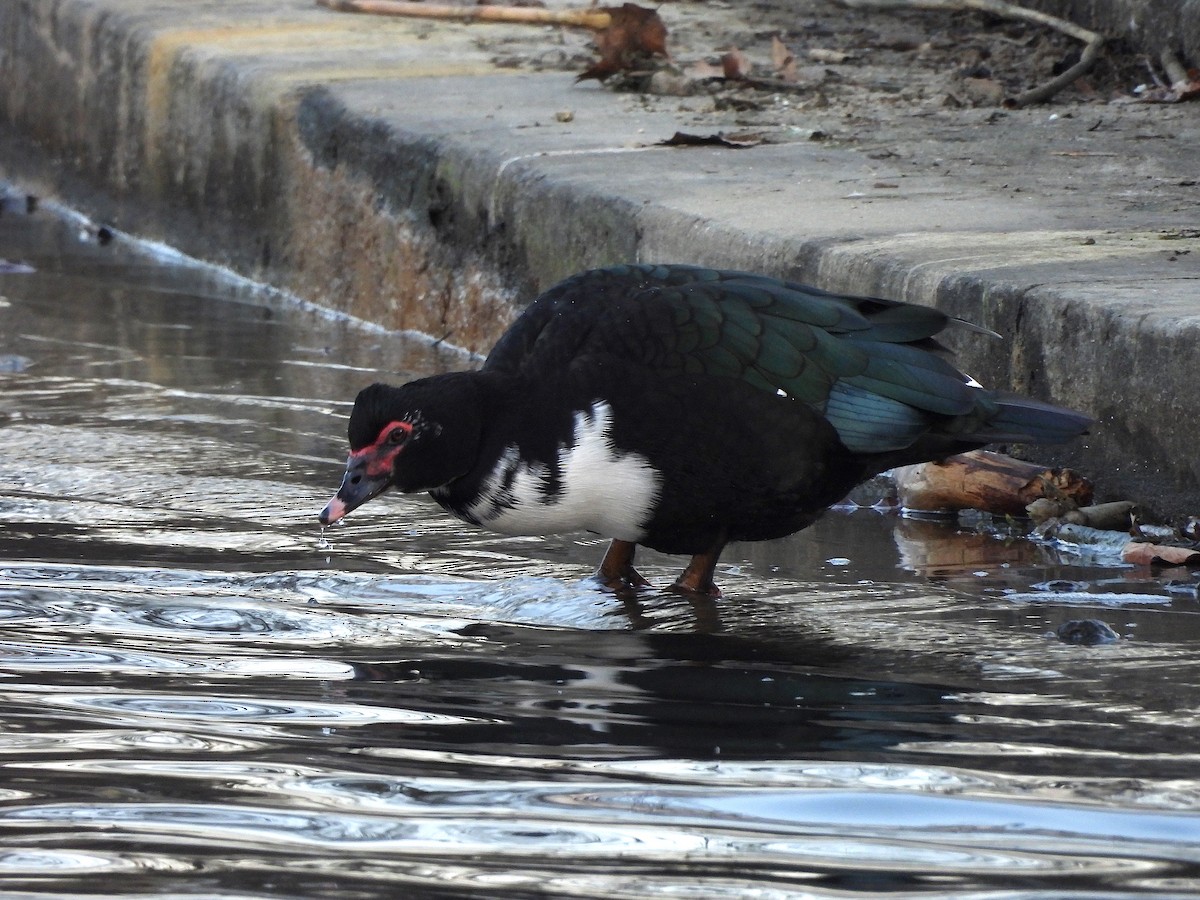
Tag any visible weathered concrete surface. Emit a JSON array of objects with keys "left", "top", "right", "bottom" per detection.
[{"left": 2, "top": 0, "right": 1199, "bottom": 517}]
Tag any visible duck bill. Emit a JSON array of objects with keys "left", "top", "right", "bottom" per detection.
[{"left": 319, "top": 465, "right": 392, "bottom": 525}]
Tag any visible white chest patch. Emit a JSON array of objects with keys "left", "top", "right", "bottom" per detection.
[{"left": 458, "top": 402, "right": 661, "bottom": 542}]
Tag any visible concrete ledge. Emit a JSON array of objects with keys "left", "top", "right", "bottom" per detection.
[{"left": 3, "top": 0, "right": 1199, "bottom": 516}]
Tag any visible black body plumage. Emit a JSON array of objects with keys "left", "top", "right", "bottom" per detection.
[{"left": 324, "top": 263, "right": 1090, "bottom": 594}]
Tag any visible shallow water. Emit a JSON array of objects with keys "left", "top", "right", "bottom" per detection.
[{"left": 2, "top": 193, "right": 1200, "bottom": 899}]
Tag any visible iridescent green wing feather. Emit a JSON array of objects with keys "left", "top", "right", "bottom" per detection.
[
  {"left": 606, "top": 268, "right": 983, "bottom": 453},
  {"left": 486, "top": 264, "right": 991, "bottom": 454}
]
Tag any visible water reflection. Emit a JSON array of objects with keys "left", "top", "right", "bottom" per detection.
[{"left": 3, "top": 192, "right": 1200, "bottom": 897}]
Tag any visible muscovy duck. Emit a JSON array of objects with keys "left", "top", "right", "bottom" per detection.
[{"left": 319, "top": 264, "right": 1090, "bottom": 595}]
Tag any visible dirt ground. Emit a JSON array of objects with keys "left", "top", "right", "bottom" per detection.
[
  {"left": 469, "top": 0, "right": 1197, "bottom": 230},
  {"left": 486, "top": 0, "right": 1165, "bottom": 107}
]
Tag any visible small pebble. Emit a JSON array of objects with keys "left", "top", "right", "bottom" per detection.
[{"left": 1056, "top": 619, "right": 1120, "bottom": 645}]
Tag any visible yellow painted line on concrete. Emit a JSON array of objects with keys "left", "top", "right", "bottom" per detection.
[
  {"left": 145, "top": 20, "right": 503, "bottom": 74},
  {"left": 141, "top": 17, "right": 530, "bottom": 55},
  {"left": 154, "top": 23, "right": 480, "bottom": 52},
  {"left": 143, "top": 19, "right": 511, "bottom": 173},
  {"left": 264, "top": 62, "right": 509, "bottom": 84}
]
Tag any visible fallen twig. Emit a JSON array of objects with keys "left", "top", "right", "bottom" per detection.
[
  {"left": 833, "top": 0, "right": 1104, "bottom": 106},
  {"left": 317, "top": 0, "right": 668, "bottom": 80},
  {"left": 316, "top": 0, "right": 612, "bottom": 29}
]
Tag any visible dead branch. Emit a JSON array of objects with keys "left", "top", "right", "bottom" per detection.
[
  {"left": 316, "top": 0, "right": 613, "bottom": 30},
  {"left": 892, "top": 449, "right": 1093, "bottom": 515},
  {"left": 833, "top": 0, "right": 1104, "bottom": 106}
]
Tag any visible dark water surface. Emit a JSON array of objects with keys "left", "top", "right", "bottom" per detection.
[{"left": 2, "top": 195, "right": 1199, "bottom": 898}]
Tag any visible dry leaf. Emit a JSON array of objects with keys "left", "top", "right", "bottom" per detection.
[
  {"left": 721, "top": 47, "right": 750, "bottom": 80},
  {"left": 771, "top": 35, "right": 797, "bottom": 81},
  {"left": 683, "top": 59, "right": 725, "bottom": 80},
  {"left": 1122, "top": 542, "right": 1200, "bottom": 566},
  {"left": 579, "top": 4, "right": 669, "bottom": 81},
  {"left": 659, "top": 131, "right": 764, "bottom": 148}
]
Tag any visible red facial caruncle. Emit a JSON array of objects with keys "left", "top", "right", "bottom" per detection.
[{"left": 319, "top": 420, "right": 413, "bottom": 526}]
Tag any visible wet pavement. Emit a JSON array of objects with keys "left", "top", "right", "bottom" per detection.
[{"left": 2, "top": 197, "right": 1200, "bottom": 897}]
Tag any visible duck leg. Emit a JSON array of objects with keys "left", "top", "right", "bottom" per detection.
[
  {"left": 596, "top": 539, "right": 650, "bottom": 591},
  {"left": 672, "top": 536, "right": 728, "bottom": 597}
]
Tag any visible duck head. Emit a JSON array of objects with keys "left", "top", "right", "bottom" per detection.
[{"left": 319, "top": 373, "right": 483, "bottom": 525}]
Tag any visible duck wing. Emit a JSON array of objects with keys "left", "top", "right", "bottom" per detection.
[{"left": 484, "top": 264, "right": 1086, "bottom": 456}]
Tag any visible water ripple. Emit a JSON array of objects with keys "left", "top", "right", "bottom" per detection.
[
  {"left": 0, "top": 849, "right": 140, "bottom": 874},
  {"left": 0, "top": 729, "right": 262, "bottom": 755},
  {"left": 0, "top": 794, "right": 1190, "bottom": 882},
  {"left": 13, "top": 692, "right": 487, "bottom": 728},
  {"left": 6, "top": 209, "right": 1200, "bottom": 898}
]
